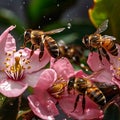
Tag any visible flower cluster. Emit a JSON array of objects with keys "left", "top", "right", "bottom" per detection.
[{"left": 0, "top": 26, "right": 120, "bottom": 120}]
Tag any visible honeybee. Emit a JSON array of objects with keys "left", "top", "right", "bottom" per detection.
[
  {"left": 82, "top": 19, "right": 118, "bottom": 63},
  {"left": 67, "top": 76, "right": 106, "bottom": 113},
  {"left": 58, "top": 40, "right": 84, "bottom": 65},
  {"left": 94, "top": 81, "right": 120, "bottom": 103},
  {"left": 22, "top": 28, "right": 65, "bottom": 60}
]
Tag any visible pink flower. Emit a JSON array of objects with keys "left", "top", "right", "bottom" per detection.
[
  {"left": 28, "top": 57, "right": 75, "bottom": 120},
  {"left": 87, "top": 50, "right": 120, "bottom": 86},
  {"left": 0, "top": 26, "right": 50, "bottom": 97},
  {"left": 28, "top": 57, "right": 103, "bottom": 120}
]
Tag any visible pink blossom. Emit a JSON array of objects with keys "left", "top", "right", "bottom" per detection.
[
  {"left": 0, "top": 26, "right": 50, "bottom": 97},
  {"left": 28, "top": 57, "right": 75, "bottom": 120},
  {"left": 87, "top": 50, "right": 120, "bottom": 86},
  {"left": 28, "top": 57, "right": 103, "bottom": 120}
]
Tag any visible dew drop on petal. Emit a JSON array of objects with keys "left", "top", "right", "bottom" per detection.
[
  {"left": 67, "top": 23, "right": 71, "bottom": 29},
  {"left": 35, "top": 101, "right": 40, "bottom": 107}
]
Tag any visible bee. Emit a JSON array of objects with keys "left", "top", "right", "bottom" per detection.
[
  {"left": 22, "top": 28, "right": 65, "bottom": 60},
  {"left": 67, "top": 76, "right": 106, "bottom": 113},
  {"left": 82, "top": 19, "right": 118, "bottom": 63},
  {"left": 94, "top": 81, "right": 120, "bottom": 103},
  {"left": 58, "top": 40, "right": 84, "bottom": 65}
]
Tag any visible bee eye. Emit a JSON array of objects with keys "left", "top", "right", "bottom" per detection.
[
  {"left": 82, "top": 35, "right": 89, "bottom": 44},
  {"left": 24, "top": 29, "right": 31, "bottom": 41}
]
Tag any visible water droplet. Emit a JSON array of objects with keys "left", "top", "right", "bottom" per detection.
[
  {"left": 38, "top": 26, "right": 41, "bottom": 29},
  {"left": 49, "top": 18, "right": 52, "bottom": 21},
  {"left": 9, "top": 102, "right": 13, "bottom": 106},
  {"left": 57, "top": 4, "right": 60, "bottom": 7},
  {"left": 67, "top": 23, "right": 71, "bottom": 29},
  {"left": 35, "top": 101, "right": 40, "bottom": 107},
  {"left": 23, "top": 1, "right": 26, "bottom": 5}
]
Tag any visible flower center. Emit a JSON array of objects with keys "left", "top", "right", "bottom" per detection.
[
  {"left": 48, "top": 77, "right": 67, "bottom": 98},
  {"left": 4, "top": 51, "right": 31, "bottom": 81},
  {"left": 111, "top": 57, "right": 120, "bottom": 80}
]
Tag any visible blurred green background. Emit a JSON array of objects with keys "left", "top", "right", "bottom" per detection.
[{"left": 0, "top": 0, "right": 94, "bottom": 49}]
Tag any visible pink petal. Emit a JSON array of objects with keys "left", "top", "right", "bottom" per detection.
[
  {"left": 35, "top": 69, "right": 57, "bottom": 90},
  {"left": 0, "top": 79, "right": 28, "bottom": 97},
  {"left": 0, "top": 25, "right": 15, "bottom": 49},
  {"left": 28, "top": 95, "right": 58, "bottom": 120},
  {"left": 0, "top": 26, "right": 16, "bottom": 69},
  {"left": 23, "top": 48, "right": 50, "bottom": 73},
  {"left": 24, "top": 69, "right": 44, "bottom": 87},
  {"left": 94, "top": 70, "right": 113, "bottom": 84},
  {"left": 50, "top": 57, "right": 75, "bottom": 79},
  {"left": 59, "top": 95, "right": 103, "bottom": 120},
  {"left": 5, "top": 34, "right": 16, "bottom": 52},
  {"left": 87, "top": 52, "right": 110, "bottom": 71}
]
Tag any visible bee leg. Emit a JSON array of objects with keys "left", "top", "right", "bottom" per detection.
[
  {"left": 98, "top": 49, "right": 104, "bottom": 64},
  {"left": 39, "top": 41, "right": 44, "bottom": 61},
  {"left": 102, "top": 48, "right": 110, "bottom": 63},
  {"left": 28, "top": 44, "right": 35, "bottom": 59},
  {"left": 82, "top": 93, "right": 86, "bottom": 114},
  {"left": 20, "top": 42, "right": 26, "bottom": 49},
  {"left": 72, "top": 94, "right": 80, "bottom": 112}
]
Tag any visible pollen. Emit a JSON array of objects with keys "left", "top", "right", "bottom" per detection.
[{"left": 4, "top": 51, "right": 32, "bottom": 81}]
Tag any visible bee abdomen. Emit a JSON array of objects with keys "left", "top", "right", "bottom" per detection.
[
  {"left": 87, "top": 87, "right": 106, "bottom": 106},
  {"left": 44, "top": 36, "right": 59, "bottom": 58},
  {"left": 109, "top": 43, "right": 118, "bottom": 56},
  {"left": 102, "top": 41, "right": 118, "bottom": 56}
]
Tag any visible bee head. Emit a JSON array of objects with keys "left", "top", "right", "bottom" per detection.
[
  {"left": 82, "top": 35, "right": 90, "bottom": 47},
  {"left": 24, "top": 29, "right": 32, "bottom": 42},
  {"left": 75, "top": 78, "right": 87, "bottom": 92},
  {"left": 67, "top": 77, "right": 75, "bottom": 93}
]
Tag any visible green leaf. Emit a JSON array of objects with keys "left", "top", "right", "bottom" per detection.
[
  {"left": 103, "top": 102, "right": 120, "bottom": 120},
  {"left": 89, "top": 0, "right": 120, "bottom": 42},
  {"left": 0, "top": 97, "right": 20, "bottom": 120}
]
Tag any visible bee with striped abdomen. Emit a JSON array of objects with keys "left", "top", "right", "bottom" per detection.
[
  {"left": 67, "top": 76, "right": 106, "bottom": 113},
  {"left": 22, "top": 28, "right": 65, "bottom": 60},
  {"left": 82, "top": 19, "right": 118, "bottom": 63}
]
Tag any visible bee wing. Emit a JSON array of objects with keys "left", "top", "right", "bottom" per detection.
[
  {"left": 58, "top": 40, "right": 66, "bottom": 46},
  {"left": 95, "top": 19, "right": 109, "bottom": 34},
  {"left": 44, "top": 28, "right": 65, "bottom": 35},
  {"left": 102, "top": 35, "right": 116, "bottom": 40}
]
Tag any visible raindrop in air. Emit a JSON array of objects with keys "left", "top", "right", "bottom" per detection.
[
  {"left": 22, "top": 1, "right": 26, "bottom": 5},
  {"left": 9, "top": 102, "right": 13, "bottom": 106},
  {"left": 67, "top": 22, "right": 71, "bottom": 29},
  {"left": 38, "top": 26, "right": 41, "bottom": 29},
  {"left": 57, "top": 4, "right": 60, "bottom": 7},
  {"left": 49, "top": 18, "right": 52, "bottom": 21}
]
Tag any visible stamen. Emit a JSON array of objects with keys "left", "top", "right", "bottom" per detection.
[{"left": 4, "top": 51, "right": 32, "bottom": 81}]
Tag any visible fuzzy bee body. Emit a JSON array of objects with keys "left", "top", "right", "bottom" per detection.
[
  {"left": 82, "top": 19, "right": 118, "bottom": 63},
  {"left": 23, "top": 28, "right": 65, "bottom": 60},
  {"left": 67, "top": 77, "right": 106, "bottom": 112}
]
